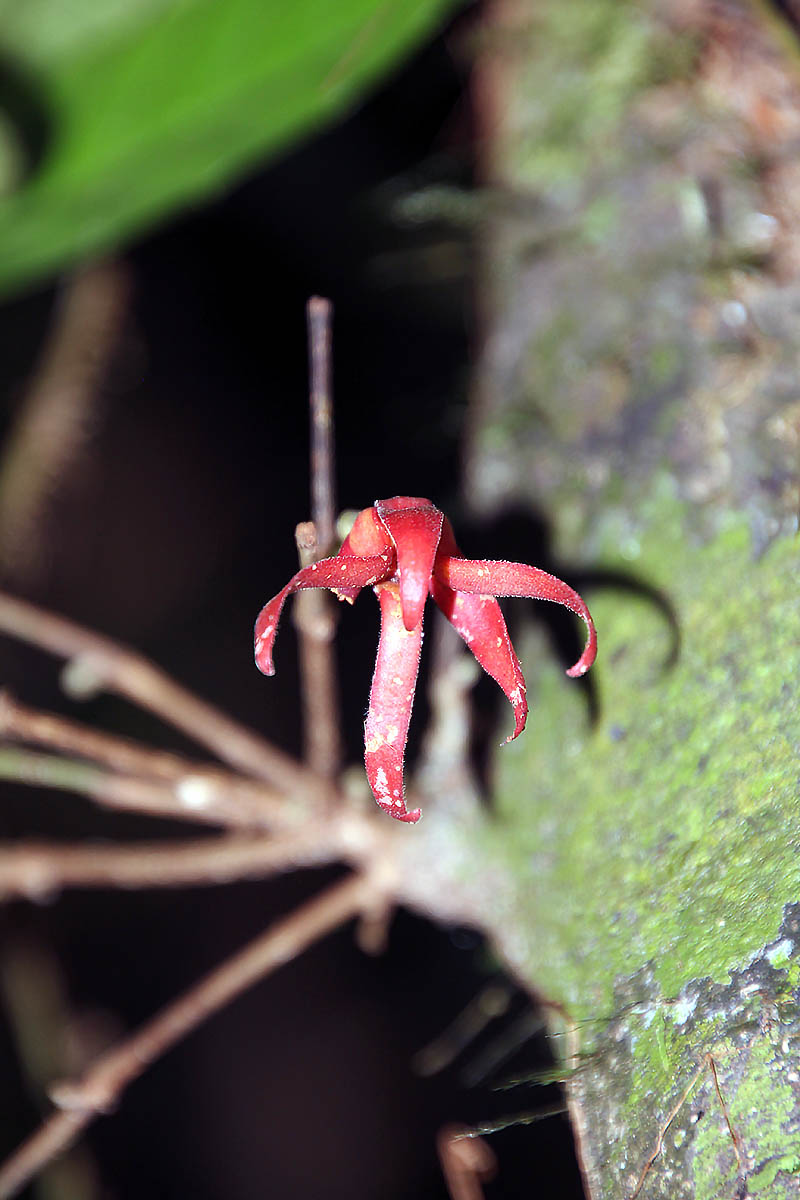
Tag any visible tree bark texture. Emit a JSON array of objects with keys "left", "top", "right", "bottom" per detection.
[{"left": 464, "top": 1, "right": 800, "bottom": 1196}]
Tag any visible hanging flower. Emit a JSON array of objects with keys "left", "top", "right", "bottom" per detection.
[{"left": 255, "top": 497, "right": 596, "bottom": 823}]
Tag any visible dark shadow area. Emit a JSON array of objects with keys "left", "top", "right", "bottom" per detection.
[{"left": 456, "top": 506, "right": 680, "bottom": 794}]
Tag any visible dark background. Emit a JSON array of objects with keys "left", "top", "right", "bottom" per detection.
[{"left": 0, "top": 14, "right": 584, "bottom": 1199}]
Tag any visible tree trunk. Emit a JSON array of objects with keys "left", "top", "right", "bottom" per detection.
[{"left": 464, "top": 1, "right": 800, "bottom": 1195}]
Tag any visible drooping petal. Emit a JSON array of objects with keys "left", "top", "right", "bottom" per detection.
[
  {"left": 430, "top": 517, "right": 528, "bottom": 740},
  {"left": 254, "top": 550, "right": 393, "bottom": 676},
  {"left": 375, "top": 497, "right": 444, "bottom": 632},
  {"left": 434, "top": 556, "right": 597, "bottom": 678},
  {"left": 431, "top": 580, "right": 528, "bottom": 741},
  {"left": 364, "top": 582, "right": 423, "bottom": 823},
  {"left": 335, "top": 506, "right": 395, "bottom": 603}
]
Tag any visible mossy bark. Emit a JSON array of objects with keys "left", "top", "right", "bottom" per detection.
[{"left": 459, "top": 1, "right": 800, "bottom": 1195}]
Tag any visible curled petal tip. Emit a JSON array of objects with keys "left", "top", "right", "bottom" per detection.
[
  {"left": 501, "top": 712, "right": 527, "bottom": 746},
  {"left": 254, "top": 606, "right": 280, "bottom": 676},
  {"left": 565, "top": 621, "right": 597, "bottom": 678},
  {"left": 372, "top": 793, "right": 422, "bottom": 823},
  {"left": 393, "top": 806, "right": 422, "bottom": 824},
  {"left": 253, "top": 548, "right": 394, "bottom": 679},
  {"left": 254, "top": 648, "right": 276, "bottom": 676},
  {"left": 566, "top": 662, "right": 588, "bottom": 679}
]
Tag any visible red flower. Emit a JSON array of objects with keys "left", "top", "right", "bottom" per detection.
[{"left": 255, "top": 497, "right": 596, "bottom": 824}]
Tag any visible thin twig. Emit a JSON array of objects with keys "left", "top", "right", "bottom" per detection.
[
  {"left": 0, "top": 693, "right": 322, "bottom": 829},
  {"left": 0, "top": 830, "right": 339, "bottom": 899},
  {"left": 0, "top": 873, "right": 374, "bottom": 1199},
  {"left": 706, "top": 1053, "right": 746, "bottom": 1178},
  {"left": 290, "top": 296, "right": 342, "bottom": 780},
  {"left": 0, "top": 590, "right": 322, "bottom": 795},
  {"left": 630, "top": 1060, "right": 705, "bottom": 1200},
  {"left": 293, "top": 522, "right": 342, "bottom": 779},
  {"left": 0, "top": 691, "right": 202, "bottom": 782},
  {"left": 0, "top": 746, "right": 302, "bottom": 831},
  {"left": 307, "top": 296, "right": 336, "bottom": 555},
  {"left": 519, "top": 990, "right": 595, "bottom": 1200},
  {"left": 414, "top": 983, "right": 513, "bottom": 1078}
]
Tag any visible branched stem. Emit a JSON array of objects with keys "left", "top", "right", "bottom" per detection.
[
  {"left": 0, "top": 693, "right": 324, "bottom": 829},
  {"left": 0, "top": 591, "right": 321, "bottom": 795},
  {"left": 0, "top": 691, "right": 202, "bottom": 781},
  {"left": 0, "top": 745, "right": 301, "bottom": 830}
]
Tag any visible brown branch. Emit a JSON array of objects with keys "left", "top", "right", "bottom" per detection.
[
  {"left": 0, "top": 873, "right": 374, "bottom": 1199},
  {"left": 0, "top": 830, "right": 341, "bottom": 899},
  {"left": 0, "top": 590, "right": 322, "bottom": 795},
  {"left": 0, "top": 691, "right": 201, "bottom": 781}
]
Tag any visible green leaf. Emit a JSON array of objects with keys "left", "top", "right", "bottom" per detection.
[{"left": 0, "top": 0, "right": 456, "bottom": 297}]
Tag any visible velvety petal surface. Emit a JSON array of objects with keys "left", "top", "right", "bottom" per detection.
[
  {"left": 430, "top": 517, "right": 527, "bottom": 739},
  {"left": 431, "top": 580, "right": 528, "bottom": 741},
  {"left": 254, "top": 551, "right": 393, "bottom": 676},
  {"left": 375, "top": 497, "right": 443, "bottom": 632},
  {"left": 363, "top": 581, "right": 423, "bottom": 823},
  {"left": 433, "top": 556, "right": 597, "bottom": 678}
]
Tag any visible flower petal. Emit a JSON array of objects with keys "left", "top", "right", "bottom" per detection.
[
  {"left": 431, "top": 580, "right": 527, "bottom": 741},
  {"left": 335, "top": 506, "right": 395, "bottom": 602},
  {"left": 430, "top": 520, "right": 527, "bottom": 741},
  {"left": 434, "top": 557, "right": 597, "bottom": 678},
  {"left": 364, "top": 582, "right": 423, "bottom": 823},
  {"left": 254, "top": 551, "right": 393, "bottom": 676},
  {"left": 375, "top": 497, "right": 444, "bottom": 632}
]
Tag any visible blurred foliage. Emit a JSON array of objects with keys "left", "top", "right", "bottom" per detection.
[{"left": 0, "top": 0, "right": 456, "bottom": 296}]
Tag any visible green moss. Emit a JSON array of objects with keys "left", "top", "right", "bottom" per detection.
[
  {"left": 474, "top": 482, "right": 800, "bottom": 1193},
  {"left": 486, "top": 488, "right": 800, "bottom": 1018},
  {"left": 509, "top": 0, "right": 679, "bottom": 190}
]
